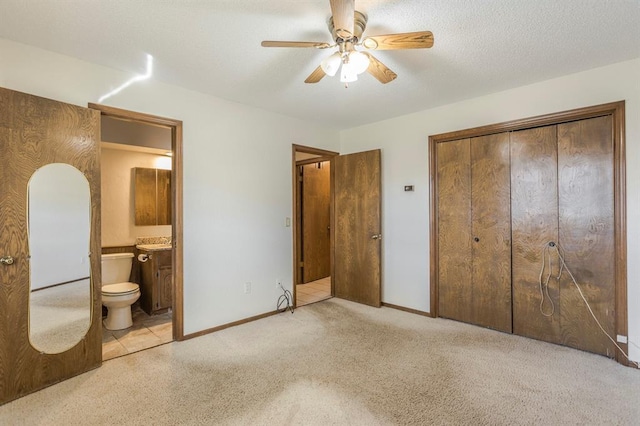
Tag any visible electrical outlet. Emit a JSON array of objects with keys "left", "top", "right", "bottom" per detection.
[
  {"left": 244, "top": 282, "right": 251, "bottom": 294},
  {"left": 276, "top": 279, "right": 282, "bottom": 289}
]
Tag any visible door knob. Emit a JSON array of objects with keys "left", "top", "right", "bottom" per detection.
[
  {"left": 371, "top": 234, "right": 382, "bottom": 240},
  {"left": 1, "top": 256, "right": 14, "bottom": 265}
]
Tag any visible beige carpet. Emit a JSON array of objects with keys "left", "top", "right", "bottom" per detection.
[
  {"left": 1, "top": 298, "right": 639, "bottom": 425},
  {"left": 29, "top": 280, "right": 91, "bottom": 354}
]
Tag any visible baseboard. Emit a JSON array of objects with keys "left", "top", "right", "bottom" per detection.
[
  {"left": 181, "top": 309, "right": 280, "bottom": 340},
  {"left": 382, "top": 302, "right": 433, "bottom": 318}
]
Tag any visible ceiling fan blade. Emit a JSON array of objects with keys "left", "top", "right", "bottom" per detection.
[
  {"left": 365, "top": 53, "right": 397, "bottom": 84},
  {"left": 305, "top": 66, "right": 326, "bottom": 84},
  {"left": 261, "top": 41, "right": 331, "bottom": 49},
  {"left": 330, "top": 0, "right": 355, "bottom": 39},
  {"left": 362, "top": 31, "right": 434, "bottom": 50}
]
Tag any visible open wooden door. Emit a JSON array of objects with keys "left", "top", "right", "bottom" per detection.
[
  {"left": 333, "top": 149, "right": 382, "bottom": 307},
  {"left": 301, "top": 161, "right": 331, "bottom": 283},
  {"left": 0, "top": 88, "right": 102, "bottom": 404}
]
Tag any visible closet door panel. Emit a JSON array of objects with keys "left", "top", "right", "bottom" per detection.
[
  {"left": 558, "top": 116, "right": 615, "bottom": 357},
  {"left": 437, "top": 139, "right": 472, "bottom": 323},
  {"left": 470, "top": 133, "right": 512, "bottom": 332},
  {"left": 510, "top": 126, "right": 561, "bottom": 342}
]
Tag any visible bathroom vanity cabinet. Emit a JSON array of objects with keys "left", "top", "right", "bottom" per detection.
[{"left": 138, "top": 248, "right": 172, "bottom": 315}]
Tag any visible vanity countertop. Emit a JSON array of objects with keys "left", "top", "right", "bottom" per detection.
[{"left": 136, "top": 243, "right": 172, "bottom": 251}]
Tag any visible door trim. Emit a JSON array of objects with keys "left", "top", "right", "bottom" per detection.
[
  {"left": 428, "top": 101, "right": 628, "bottom": 365},
  {"left": 88, "top": 103, "right": 185, "bottom": 341},
  {"left": 292, "top": 144, "right": 338, "bottom": 306}
]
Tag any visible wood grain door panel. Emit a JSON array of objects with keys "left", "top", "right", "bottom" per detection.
[
  {"left": 134, "top": 168, "right": 157, "bottom": 226},
  {"left": 557, "top": 116, "right": 615, "bottom": 357},
  {"left": 301, "top": 161, "right": 331, "bottom": 283},
  {"left": 510, "top": 125, "right": 561, "bottom": 342},
  {"left": 157, "top": 169, "right": 172, "bottom": 225},
  {"left": 511, "top": 126, "right": 560, "bottom": 342},
  {"left": 436, "top": 139, "right": 472, "bottom": 323},
  {"left": 470, "top": 133, "right": 512, "bottom": 332},
  {"left": 0, "top": 87, "right": 102, "bottom": 404},
  {"left": 334, "top": 150, "right": 381, "bottom": 307}
]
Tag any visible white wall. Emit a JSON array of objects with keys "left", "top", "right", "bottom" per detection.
[
  {"left": 340, "top": 58, "right": 640, "bottom": 362},
  {"left": 101, "top": 147, "right": 172, "bottom": 247},
  {"left": 0, "top": 38, "right": 340, "bottom": 335}
]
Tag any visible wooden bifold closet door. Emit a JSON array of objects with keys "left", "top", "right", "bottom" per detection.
[
  {"left": 436, "top": 114, "right": 616, "bottom": 358},
  {"left": 437, "top": 133, "right": 512, "bottom": 333},
  {"left": 511, "top": 116, "right": 615, "bottom": 357}
]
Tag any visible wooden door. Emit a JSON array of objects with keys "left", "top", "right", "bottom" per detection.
[
  {"left": 437, "top": 138, "right": 472, "bottom": 323},
  {"left": 510, "top": 117, "right": 615, "bottom": 357},
  {"left": 557, "top": 116, "right": 615, "bottom": 357},
  {"left": 134, "top": 168, "right": 157, "bottom": 225},
  {"left": 333, "top": 150, "right": 381, "bottom": 307},
  {"left": 470, "top": 133, "right": 512, "bottom": 332},
  {"left": 437, "top": 134, "right": 511, "bottom": 332},
  {"left": 0, "top": 87, "right": 102, "bottom": 404},
  {"left": 301, "top": 161, "right": 331, "bottom": 283},
  {"left": 157, "top": 169, "right": 172, "bottom": 225},
  {"left": 511, "top": 125, "right": 561, "bottom": 342}
]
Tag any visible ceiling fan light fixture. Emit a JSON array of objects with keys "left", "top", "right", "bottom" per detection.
[
  {"left": 340, "top": 61, "right": 358, "bottom": 83},
  {"left": 349, "top": 51, "right": 370, "bottom": 74},
  {"left": 320, "top": 52, "right": 342, "bottom": 77}
]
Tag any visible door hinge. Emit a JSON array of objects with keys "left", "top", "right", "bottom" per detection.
[{"left": 299, "top": 261, "right": 304, "bottom": 267}]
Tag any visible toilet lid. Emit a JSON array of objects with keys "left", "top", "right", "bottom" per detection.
[{"left": 102, "top": 282, "right": 139, "bottom": 295}]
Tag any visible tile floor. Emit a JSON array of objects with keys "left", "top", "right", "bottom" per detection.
[
  {"left": 102, "top": 306, "right": 173, "bottom": 361},
  {"left": 296, "top": 276, "right": 332, "bottom": 307}
]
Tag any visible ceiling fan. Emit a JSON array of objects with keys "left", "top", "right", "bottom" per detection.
[{"left": 261, "top": 0, "right": 434, "bottom": 86}]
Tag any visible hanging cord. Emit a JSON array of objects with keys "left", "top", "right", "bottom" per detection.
[
  {"left": 540, "top": 241, "right": 638, "bottom": 367},
  {"left": 538, "top": 243, "right": 559, "bottom": 317},
  {"left": 277, "top": 283, "right": 294, "bottom": 314}
]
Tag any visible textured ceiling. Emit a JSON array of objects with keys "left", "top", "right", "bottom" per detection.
[{"left": 0, "top": 0, "right": 638, "bottom": 130}]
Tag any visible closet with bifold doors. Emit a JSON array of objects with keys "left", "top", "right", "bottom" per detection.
[{"left": 432, "top": 103, "right": 624, "bottom": 360}]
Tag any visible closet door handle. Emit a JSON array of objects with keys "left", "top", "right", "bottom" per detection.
[
  {"left": 473, "top": 237, "right": 480, "bottom": 242},
  {"left": 1, "top": 256, "right": 14, "bottom": 265}
]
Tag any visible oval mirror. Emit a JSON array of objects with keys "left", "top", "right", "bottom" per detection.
[{"left": 28, "top": 163, "right": 92, "bottom": 354}]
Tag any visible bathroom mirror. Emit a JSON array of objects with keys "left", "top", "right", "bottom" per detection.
[
  {"left": 28, "top": 163, "right": 92, "bottom": 354},
  {"left": 134, "top": 167, "right": 171, "bottom": 226}
]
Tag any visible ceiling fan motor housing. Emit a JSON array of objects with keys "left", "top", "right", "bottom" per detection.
[{"left": 329, "top": 10, "right": 367, "bottom": 43}]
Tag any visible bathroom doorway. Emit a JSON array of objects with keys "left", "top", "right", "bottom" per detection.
[
  {"left": 292, "top": 145, "right": 337, "bottom": 307},
  {"left": 89, "top": 104, "right": 184, "bottom": 360}
]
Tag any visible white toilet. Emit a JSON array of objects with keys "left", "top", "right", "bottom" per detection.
[{"left": 101, "top": 253, "right": 141, "bottom": 330}]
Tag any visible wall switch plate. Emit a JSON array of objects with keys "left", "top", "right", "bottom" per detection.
[
  {"left": 617, "top": 334, "right": 628, "bottom": 344},
  {"left": 244, "top": 282, "right": 251, "bottom": 294},
  {"left": 285, "top": 217, "right": 291, "bottom": 227}
]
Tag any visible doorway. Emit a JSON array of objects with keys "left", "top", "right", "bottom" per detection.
[
  {"left": 292, "top": 144, "right": 383, "bottom": 309},
  {"left": 293, "top": 145, "right": 337, "bottom": 307},
  {"left": 89, "top": 104, "right": 184, "bottom": 358}
]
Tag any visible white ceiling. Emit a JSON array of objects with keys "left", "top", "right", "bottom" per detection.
[{"left": 0, "top": 1, "right": 638, "bottom": 130}]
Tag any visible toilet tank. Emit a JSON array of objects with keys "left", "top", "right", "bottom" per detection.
[{"left": 101, "top": 253, "right": 134, "bottom": 285}]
